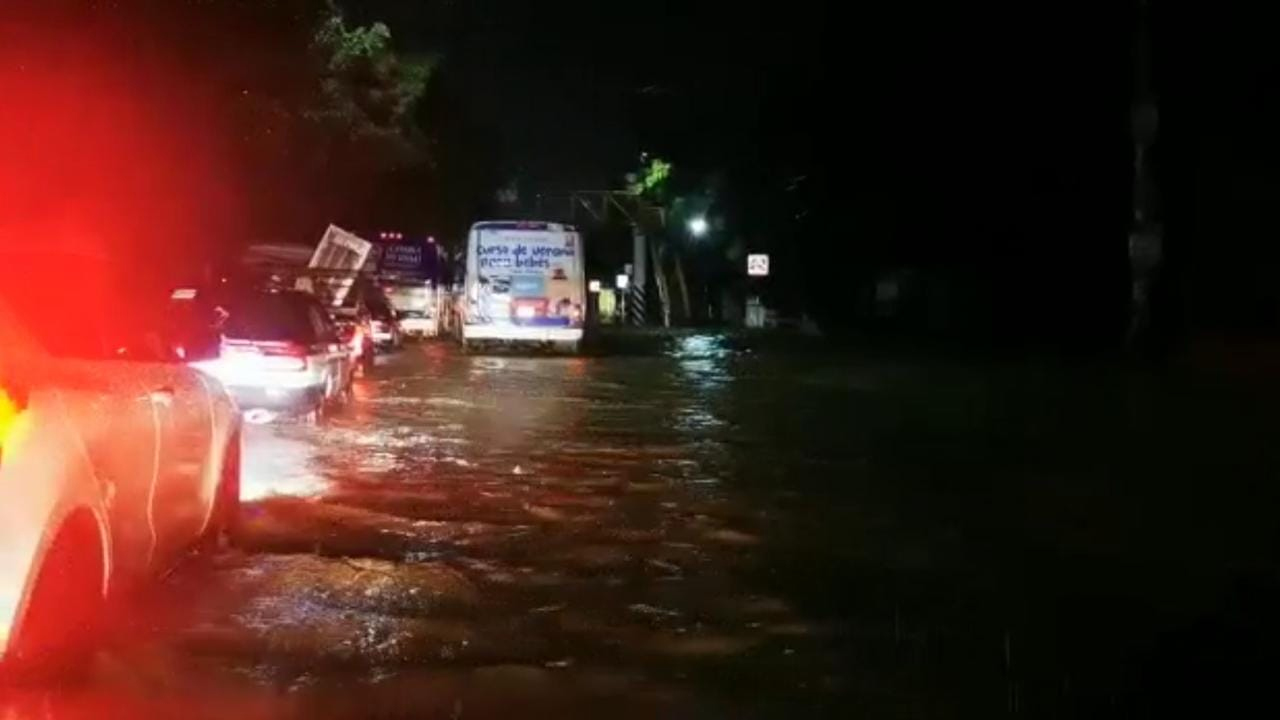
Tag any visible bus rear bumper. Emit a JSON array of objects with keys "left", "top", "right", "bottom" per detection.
[{"left": 463, "top": 326, "right": 583, "bottom": 343}]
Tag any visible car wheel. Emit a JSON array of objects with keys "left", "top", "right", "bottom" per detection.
[
  {"left": 5, "top": 512, "right": 104, "bottom": 681},
  {"left": 201, "top": 438, "right": 241, "bottom": 552},
  {"left": 330, "top": 375, "right": 352, "bottom": 409},
  {"left": 301, "top": 399, "right": 326, "bottom": 425}
]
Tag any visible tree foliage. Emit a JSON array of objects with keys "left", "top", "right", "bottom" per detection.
[
  {"left": 627, "top": 156, "right": 673, "bottom": 199},
  {"left": 5, "top": 1, "right": 499, "bottom": 263},
  {"left": 139, "top": 0, "right": 448, "bottom": 245},
  {"left": 309, "top": 8, "right": 434, "bottom": 154}
]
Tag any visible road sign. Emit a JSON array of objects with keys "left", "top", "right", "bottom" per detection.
[
  {"left": 615, "top": 274, "right": 630, "bottom": 290},
  {"left": 747, "top": 253, "right": 770, "bottom": 277},
  {"left": 589, "top": 279, "right": 602, "bottom": 293}
]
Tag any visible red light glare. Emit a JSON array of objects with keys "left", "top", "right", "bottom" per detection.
[
  {"left": 1, "top": 21, "right": 241, "bottom": 274},
  {"left": 0, "top": 386, "right": 24, "bottom": 460}
]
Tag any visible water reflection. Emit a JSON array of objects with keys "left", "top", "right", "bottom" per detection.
[
  {"left": 241, "top": 425, "right": 329, "bottom": 500},
  {"left": 671, "top": 334, "right": 732, "bottom": 390},
  {"left": 668, "top": 335, "right": 732, "bottom": 441}
]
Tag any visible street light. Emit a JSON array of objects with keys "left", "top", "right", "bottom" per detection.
[{"left": 687, "top": 216, "right": 709, "bottom": 238}]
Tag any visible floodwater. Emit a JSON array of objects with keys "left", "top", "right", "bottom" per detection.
[
  {"left": 5, "top": 334, "right": 1280, "bottom": 718},
  {"left": 0, "top": 336, "right": 852, "bottom": 719}
]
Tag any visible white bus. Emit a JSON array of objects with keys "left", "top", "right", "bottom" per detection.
[{"left": 460, "top": 221, "right": 585, "bottom": 352}]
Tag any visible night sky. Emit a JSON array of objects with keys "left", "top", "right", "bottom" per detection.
[
  {"left": 7, "top": 1, "right": 1280, "bottom": 337},
  {"left": 347, "top": 0, "right": 823, "bottom": 193},
  {"left": 343, "top": 1, "right": 1136, "bottom": 336}
]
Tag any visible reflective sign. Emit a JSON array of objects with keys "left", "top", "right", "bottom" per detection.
[
  {"left": 747, "top": 254, "right": 770, "bottom": 277},
  {"left": 615, "top": 274, "right": 630, "bottom": 290}
]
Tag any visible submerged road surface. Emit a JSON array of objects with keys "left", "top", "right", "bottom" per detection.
[
  {"left": 0, "top": 336, "right": 856, "bottom": 719},
  {"left": 8, "top": 335, "right": 1279, "bottom": 718}
]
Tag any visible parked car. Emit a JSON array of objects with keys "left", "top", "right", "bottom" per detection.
[
  {"left": 329, "top": 304, "right": 376, "bottom": 376},
  {"left": 316, "top": 276, "right": 398, "bottom": 354},
  {"left": 0, "top": 248, "right": 241, "bottom": 671},
  {"left": 192, "top": 290, "right": 353, "bottom": 420},
  {"left": 368, "top": 299, "right": 403, "bottom": 351}
]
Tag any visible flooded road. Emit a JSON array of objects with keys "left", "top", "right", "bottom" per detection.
[
  {"left": 7, "top": 334, "right": 1280, "bottom": 718},
  {"left": 1, "top": 336, "right": 855, "bottom": 719}
]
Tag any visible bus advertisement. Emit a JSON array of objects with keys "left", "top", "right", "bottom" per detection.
[{"left": 461, "top": 221, "right": 584, "bottom": 352}]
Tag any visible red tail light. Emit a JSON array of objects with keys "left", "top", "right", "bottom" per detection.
[{"left": 512, "top": 298, "right": 547, "bottom": 320}]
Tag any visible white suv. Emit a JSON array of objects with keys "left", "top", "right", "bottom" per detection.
[
  {"left": 192, "top": 290, "right": 354, "bottom": 419},
  {"left": 0, "top": 249, "right": 241, "bottom": 669}
]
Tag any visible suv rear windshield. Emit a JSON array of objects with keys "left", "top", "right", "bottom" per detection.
[{"left": 223, "top": 293, "right": 316, "bottom": 342}]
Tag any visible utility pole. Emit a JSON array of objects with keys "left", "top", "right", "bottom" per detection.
[
  {"left": 632, "top": 224, "right": 649, "bottom": 325},
  {"left": 560, "top": 190, "right": 670, "bottom": 327},
  {"left": 1128, "top": 0, "right": 1162, "bottom": 350}
]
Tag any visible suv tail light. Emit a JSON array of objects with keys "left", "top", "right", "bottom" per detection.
[
  {"left": 258, "top": 342, "right": 310, "bottom": 371},
  {"left": 220, "top": 340, "right": 309, "bottom": 371}
]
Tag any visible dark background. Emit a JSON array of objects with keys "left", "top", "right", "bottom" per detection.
[{"left": 5, "top": 1, "right": 1280, "bottom": 346}]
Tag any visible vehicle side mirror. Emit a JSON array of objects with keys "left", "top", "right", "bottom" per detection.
[
  {"left": 175, "top": 328, "right": 222, "bottom": 363},
  {"left": 112, "top": 328, "right": 170, "bottom": 363}
]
